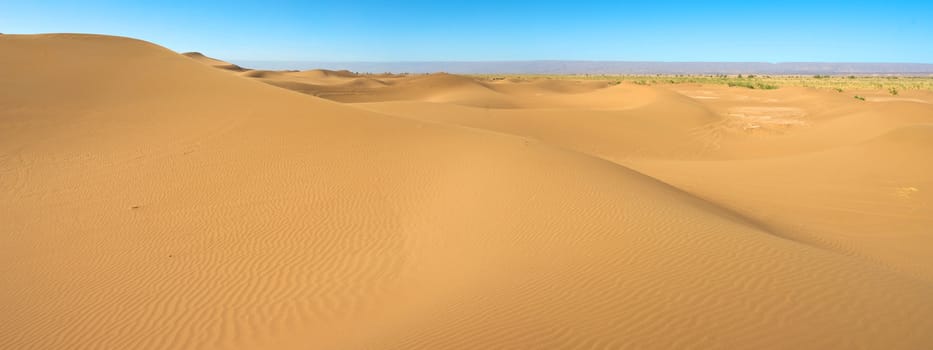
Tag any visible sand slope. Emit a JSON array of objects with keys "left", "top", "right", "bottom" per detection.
[
  {"left": 182, "top": 52, "right": 246, "bottom": 71},
  {"left": 2, "top": 34, "right": 933, "bottom": 349}
]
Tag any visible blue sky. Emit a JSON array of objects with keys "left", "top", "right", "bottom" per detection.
[{"left": 2, "top": 1, "right": 931, "bottom": 62}]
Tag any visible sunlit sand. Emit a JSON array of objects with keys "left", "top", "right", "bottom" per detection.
[{"left": 2, "top": 34, "right": 932, "bottom": 349}]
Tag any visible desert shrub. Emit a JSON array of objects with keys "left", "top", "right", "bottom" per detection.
[
  {"left": 889, "top": 87, "right": 899, "bottom": 95},
  {"left": 728, "top": 81, "right": 778, "bottom": 89},
  {"left": 465, "top": 74, "right": 932, "bottom": 92},
  {"left": 854, "top": 95, "right": 866, "bottom": 101}
]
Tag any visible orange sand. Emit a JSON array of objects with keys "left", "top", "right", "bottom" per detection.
[{"left": 2, "top": 34, "right": 932, "bottom": 349}]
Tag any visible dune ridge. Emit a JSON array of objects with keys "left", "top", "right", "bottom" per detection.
[
  {"left": 183, "top": 52, "right": 246, "bottom": 71},
  {"left": 2, "top": 34, "right": 933, "bottom": 349}
]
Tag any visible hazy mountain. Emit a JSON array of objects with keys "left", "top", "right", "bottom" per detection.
[{"left": 232, "top": 60, "right": 933, "bottom": 75}]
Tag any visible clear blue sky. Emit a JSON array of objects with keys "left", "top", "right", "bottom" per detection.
[{"left": 3, "top": 1, "right": 931, "bottom": 62}]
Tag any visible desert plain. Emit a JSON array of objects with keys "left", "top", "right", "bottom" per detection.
[{"left": 2, "top": 34, "right": 933, "bottom": 349}]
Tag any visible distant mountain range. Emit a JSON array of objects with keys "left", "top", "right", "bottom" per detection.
[{"left": 231, "top": 60, "right": 933, "bottom": 75}]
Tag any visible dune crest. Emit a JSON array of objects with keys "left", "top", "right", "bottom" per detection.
[{"left": 183, "top": 52, "right": 246, "bottom": 71}]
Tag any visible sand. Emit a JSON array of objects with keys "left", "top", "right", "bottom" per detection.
[{"left": 2, "top": 34, "right": 932, "bottom": 349}]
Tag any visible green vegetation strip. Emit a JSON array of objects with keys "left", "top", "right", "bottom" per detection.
[{"left": 469, "top": 74, "right": 933, "bottom": 92}]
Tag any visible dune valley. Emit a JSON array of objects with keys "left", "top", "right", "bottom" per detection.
[{"left": 2, "top": 34, "right": 933, "bottom": 349}]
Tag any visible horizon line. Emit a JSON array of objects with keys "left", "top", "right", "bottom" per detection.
[
  {"left": 229, "top": 59, "right": 933, "bottom": 65},
  {"left": 222, "top": 60, "right": 933, "bottom": 75}
]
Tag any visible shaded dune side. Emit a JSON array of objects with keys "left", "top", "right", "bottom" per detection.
[
  {"left": 280, "top": 74, "right": 670, "bottom": 110},
  {"left": 323, "top": 72, "right": 521, "bottom": 108},
  {"left": 183, "top": 55, "right": 649, "bottom": 110},
  {"left": 626, "top": 124, "right": 933, "bottom": 281},
  {"left": 2, "top": 34, "right": 933, "bottom": 350},
  {"left": 358, "top": 82, "right": 933, "bottom": 281},
  {"left": 862, "top": 123, "right": 933, "bottom": 149},
  {"left": 245, "top": 69, "right": 387, "bottom": 87},
  {"left": 252, "top": 78, "right": 387, "bottom": 98},
  {"left": 182, "top": 52, "right": 246, "bottom": 71},
  {"left": 356, "top": 86, "right": 721, "bottom": 160},
  {"left": 485, "top": 78, "right": 613, "bottom": 94},
  {"left": 230, "top": 69, "right": 518, "bottom": 108},
  {"left": 290, "top": 68, "right": 358, "bottom": 79},
  {"left": 664, "top": 85, "right": 933, "bottom": 159}
]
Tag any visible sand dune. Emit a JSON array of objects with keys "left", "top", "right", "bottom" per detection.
[
  {"left": 182, "top": 52, "right": 246, "bottom": 72},
  {"left": 3, "top": 34, "right": 933, "bottom": 349}
]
